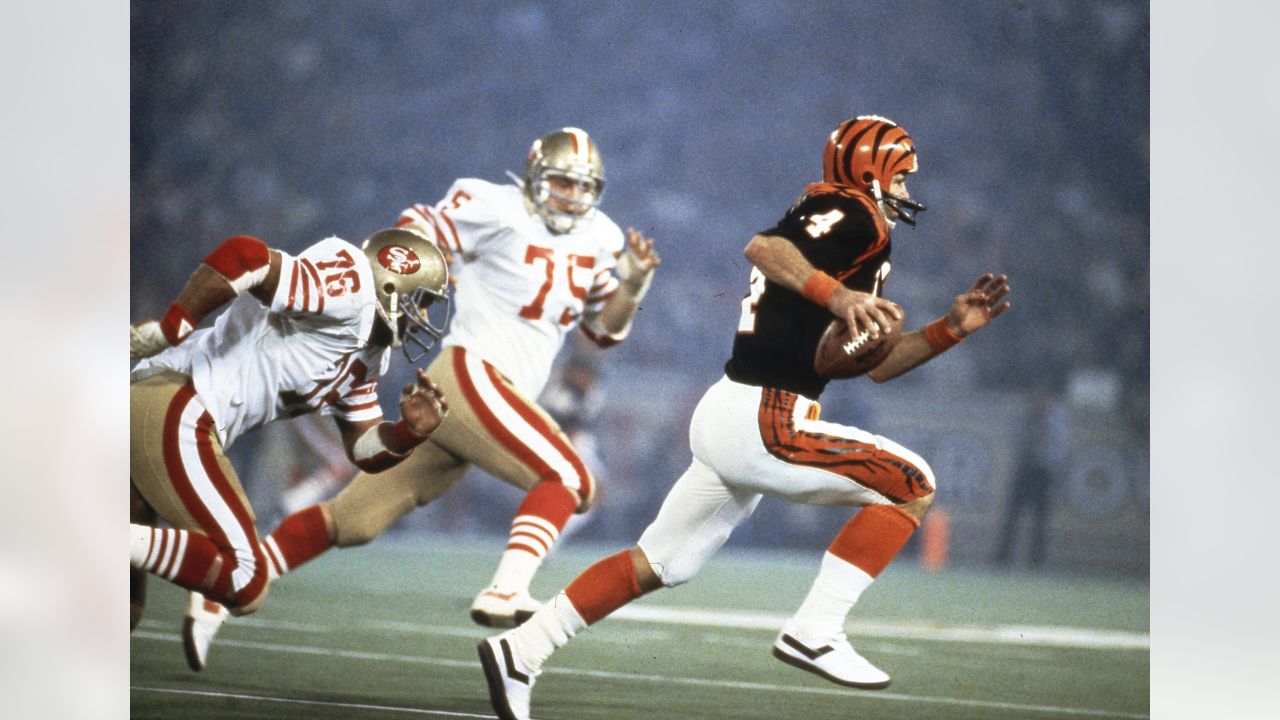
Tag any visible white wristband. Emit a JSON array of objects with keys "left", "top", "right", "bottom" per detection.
[
  {"left": 353, "top": 424, "right": 407, "bottom": 465},
  {"left": 616, "top": 251, "right": 654, "bottom": 302}
]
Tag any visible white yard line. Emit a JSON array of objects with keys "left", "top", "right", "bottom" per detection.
[
  {"left": 141, "top": 603, "right": 1148, "bottom": 652},
  {"left": 610, "top": 605, "right": 1150, "bottom": 650},
  {"left": 132, "top": 686, "right": 493, "bottom": 718},
  {"left": 131, "top": 631, "right": 1148, "bottom": 719}
]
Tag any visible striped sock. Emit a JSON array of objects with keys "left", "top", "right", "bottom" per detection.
[
  {"left": 130, "top": 523, "right": 231, "bottom": 599},
  {"left": 488, "top": 483, "right": 578, "bottom": 593},
  {"left": 260, "top": 505, "right": 332, "bottom": 580}
]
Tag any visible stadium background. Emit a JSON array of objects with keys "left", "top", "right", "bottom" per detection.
[{"left": 130, "top": 0, "right": 1149, "bottom": 577}]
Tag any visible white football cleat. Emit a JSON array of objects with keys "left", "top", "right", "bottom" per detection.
[
  {"left": 182, "top": 592, "right": 229, "bottom": 672},
  {"left": 771, "top": 628, "right": 891, "bottom": 689},
  {"left": 478, "top": 634, "right": 536, "bottom": 720},
  {"left": 469, "top": 588, "right": 542, "bottom": 628}
]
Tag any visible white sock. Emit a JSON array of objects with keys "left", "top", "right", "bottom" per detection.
[
  {"left": 130, "top": 524, "right": 154, "bottom": 568},
  {"left": 509, "top": 591, "right": 587, "bottom": 673},
  {"left": 487, "top": 549, "right": 542, "bottom": 594},
  {"left": 789, "top": 551, "right": 875, "bottom": 639}
]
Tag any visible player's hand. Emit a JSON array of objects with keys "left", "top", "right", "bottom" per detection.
[
  {"left": 617, "top": 227, "right": 661, "bottom": 299},
  {"left": 945, "top": 273, "right": 1011, "bottom": 337},
  {"left": 828, "top": 287, "right": 902, "bottom": 341},
  {"left": 130, "top": 320, "right": 169, "bottom": 360},
  {"left": 399, "top": 368, "right": 448, "bottom": 437}
]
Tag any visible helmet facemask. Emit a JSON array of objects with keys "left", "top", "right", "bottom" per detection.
[
  {"left": 378, "top": 283, "right": 450, "bottom": 363},
  {"left": 523, "top": 128, "right": 606, "bottom": 235},
  {"left": 869, "top": 177, "right": 928, "bottom": 227}
]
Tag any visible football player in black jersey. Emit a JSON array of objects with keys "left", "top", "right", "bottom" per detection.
[{"left": 478, "top": 116, "right": 1011, "bottom": 720}]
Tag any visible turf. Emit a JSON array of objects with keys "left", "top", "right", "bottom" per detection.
[{"left": 130, "top": 535, "right": 1149, "bottom": 719}]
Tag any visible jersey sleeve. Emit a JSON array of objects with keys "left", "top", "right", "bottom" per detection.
[
  {"left": 398, "top": 178, "right": 499, "bottom": 258},
  {"left": 269, "top": 237, "right": 372, "bottom": 329},
  {"left": 762, "top": 192, "right": 885, "bottom": 279},
  {"left": 396, "top": 201, "right": 452, "bottom": 253},
  {"left": 329, "top": 349, "right": 391, "bottom": 422},
  {"left": 329, "top": 372, "right": 382, "bottom": 422}
]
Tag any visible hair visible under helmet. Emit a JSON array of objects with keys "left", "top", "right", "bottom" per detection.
[{"left": 822, "top": 115, "right": 927, "bottom": 226}]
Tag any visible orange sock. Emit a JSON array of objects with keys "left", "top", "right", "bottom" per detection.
[
  {"left": 564, "top": 550, "right": 651, "bottom": 625},
  {"left": 828, "top": 505, "right": 919, "bottom": 578}
]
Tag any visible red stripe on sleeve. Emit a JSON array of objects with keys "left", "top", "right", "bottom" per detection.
[{"left": 300, "top": 258, "right": 324, "bottom": 314}]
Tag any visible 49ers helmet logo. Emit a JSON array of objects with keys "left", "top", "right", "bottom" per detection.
[{"left": 377, "top": 245, "right": 422, "bottom": 275}]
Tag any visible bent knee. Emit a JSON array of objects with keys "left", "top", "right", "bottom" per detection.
[
  {"left": 628, "top": 547, "right": 665, "bottom": 593},
  {"left": 228, "top": 579, "right": 270, "bottom": 616},
  {"left": 219, "top": 555, "right": 271, "bottom": 616},
  {"left": 898, "top": 491, "right": 936, "bottom": 524},
  {"left": 573, "top": 483, "right": 596, "bottom": 514},
  {"left": 643, "top": 551, "right": 700, "bottom": 588}
]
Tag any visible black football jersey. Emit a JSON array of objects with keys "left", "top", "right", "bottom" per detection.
[{"left": 724, "top": 187, "right": 892, "bottom": 399}]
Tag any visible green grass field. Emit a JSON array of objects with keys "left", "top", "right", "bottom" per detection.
[{"left": 130, "top": 535, "right": 1149, "bottom": 719}]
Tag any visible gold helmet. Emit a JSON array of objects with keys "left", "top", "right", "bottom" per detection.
[
  {"left": 360, "top": 228, "right": 450, "bottom": 362},
  {"left": 523, "top": 127, "right": 606, "bottom": 234}
]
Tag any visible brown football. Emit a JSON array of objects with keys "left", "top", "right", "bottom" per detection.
[{"left": 813, "top": 306, "right": 905, "bottom": 379}]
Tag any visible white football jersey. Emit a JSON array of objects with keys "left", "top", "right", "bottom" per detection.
[
  {"left": 398, "top": 178, "right": 623, "bottom": 397},
  {"left": 131, "top": 236, "right": 391, "bottom": 448}
]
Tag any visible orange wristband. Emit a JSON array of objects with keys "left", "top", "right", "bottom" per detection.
[
  {"left": 801, "top": 271, "right": 841, "bottom": 307},
  {"left": 923, "top": 318, "right": 963, "bottom": 352}
]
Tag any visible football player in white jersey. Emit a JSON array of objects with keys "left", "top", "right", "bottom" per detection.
[
  {"left": 129, "top": 228, "right": 450, "bottom": 651},
  {"left": 177, "top": 127, "right": 661, "bottom": 671}
]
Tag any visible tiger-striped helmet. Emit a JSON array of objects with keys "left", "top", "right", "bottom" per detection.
[
  {"left": 523, "top": 127, "right": 606, "bottom": 234},
  {"left": 822, "top": 115, "right": 927, "bottom": 226}
]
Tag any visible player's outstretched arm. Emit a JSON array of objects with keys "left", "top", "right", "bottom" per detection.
[
  {"left": 335, "top": 368, "right": 448, "bottom": 473},
  {"left": 583, "top": 227, "right": 661, "bottom": 343},
  {"left": 130, "top": 235, "right": 283, "bottom": 360},
  {"left": 867, "top": 273, "right": 1011, "bottom": 383}
]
